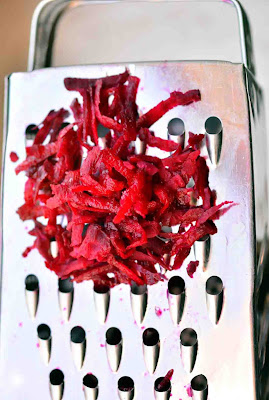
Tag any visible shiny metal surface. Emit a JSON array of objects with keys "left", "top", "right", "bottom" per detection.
[
  {"left": 28, "top": 0, "right": 254, "bottom": 73},
  {"left": 1, "top": 62, "right": 267, "bottom": 399}
]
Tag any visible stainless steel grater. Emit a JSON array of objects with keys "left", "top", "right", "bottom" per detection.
[{"left": 1, "top": 1, "right": 269, "bottom": 399}]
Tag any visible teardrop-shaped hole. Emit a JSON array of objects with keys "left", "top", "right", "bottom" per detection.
[
  {"left": 191, "top": 375, "right": 208, "bottom": 400},
  {"left": 180, "top": 328, "right": 198, "bottom": 372},
  {"left": 118, "top": 376, "right": 135, "bottom": 399},
  {"left": 83, "top": 373, "right": 99, "bottom": 400},
  {"left": 49, "top": 369, "right": 64, "bottom": 400},
  {"left": 58, "top": 278, "right": 74, "bottom": 321},
  {"left": 130, "top": 283, "right": 148, "bottom": 324},
  {"left": 94, "top": 284, "right": 110, "bottom": 324},
  {"left": 205, "top": 116, "right": 223, "bottom": 166},
  {"left": 143, "top": 328, "right": 160, "bottom": 374},
  {"left": 25, "top": 274, "right": 39, "bottom": 319},
  {"left": 168, "top": 276, "right": 185, "bottom": 325},
  {"left": 37, "top": 323, "right": 52, "bottom": 365},
  {"left": 70, "top": 326, "right": 86, "bottom": 370},
  {"left": 106, "top": 328, "right": 123, "bottom": 372},
  {"left": 167, "top": 118, "right": 185, "bottom": 148},
  {"left": 206, "top": 276, "right": 224, "bottom": 324}
]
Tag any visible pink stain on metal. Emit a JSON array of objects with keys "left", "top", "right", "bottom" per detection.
[
  {"left": 36, "top": 343, "right": 40, "bottom": 348},
  {"left": 185, "top": 384, "right": 193, "bottom": 397},
  {"left": 60, "top": 320, "right": 64, "bottom": 325},
  {"left": 18, "top": 322, "right": 23, "bottom": 327},
  {"left": 155, "top": 306, "right": 163, "bottom": 317},
  {"left": 100, "top": 344, "right": 105, "bottom": 348},
  {"left": 63, "top": 307, "right": 67, "bottom": 311}
]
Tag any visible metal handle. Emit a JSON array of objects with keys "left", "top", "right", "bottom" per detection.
[{"left": 28, "top": 0, "right": 256, "bottom": 75}]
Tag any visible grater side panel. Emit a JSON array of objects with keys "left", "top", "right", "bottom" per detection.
[{"left": 0, "top": 62, "right": 258, "bottom": 399}]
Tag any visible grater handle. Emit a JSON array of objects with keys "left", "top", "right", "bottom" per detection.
[{"left": 28, "top": 0, "right": 255, "bottom": 75}]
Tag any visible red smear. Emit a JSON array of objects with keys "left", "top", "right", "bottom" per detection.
[
  {"left": 155, "top": 306, "right": 163, "bottom": 317},
  {"left": 187, "top": 261, "right": 199, "bottom": 278},
  {"left": 156, "top": 369, "right": 174, "bottom": 391},
  {"left": 186, "top": 385, "right": 193, "bottom": 397},
  {"left": 10, "top": 151, "right": 19, "bottom": 162},
  {"left": 14, "top": 71, "right": 233, "bottom": 287}
]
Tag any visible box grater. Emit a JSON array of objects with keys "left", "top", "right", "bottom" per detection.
[{"left": 1, "top": 0, "right": 269, "bottom": 399}]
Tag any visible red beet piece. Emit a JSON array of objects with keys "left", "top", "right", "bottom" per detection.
[
  {"left": 14, "top": 70, "right": 233, "bottom": 286},
  {"left": 10, "top": 151, "right": 19, "bottom": 162},
  {"left": 187, "top": 261, "right": 199, "bottom": 278}
]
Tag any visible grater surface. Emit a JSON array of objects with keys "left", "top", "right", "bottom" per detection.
[{"left": 1, "top": 61, "right": 264, "bottom": 399}]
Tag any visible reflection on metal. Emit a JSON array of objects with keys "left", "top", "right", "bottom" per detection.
[
  {"left": 50, "top": 240, "right": 58, "bottom": 258},
  {"left": 58, "top": 278, "right": 74, "bottom": 322},
  {"left": 94, "top": 284, "right": 110, "bottom": 324},
  {"left": 206, "top": 276, "right": 224, "bottom": 325},
  {"left": 70, "top": 326, "right": 86, "bottom": 370},
  {"left": 49, "top": 369, "right": 64, "bottom": 400},
  {"left": 25, "top": 274, "right": 39, "bottom": 319},
  {"left": 180, "top": 328, "right": 198, "bottom": 372},
  {"left": 191, "top": 375, "right": 208, "bottom": 400},
  {"left": 106, "top": 327, "right": 123, "bottom": 372},
  {"left": 83, "top": 373, "right": 99, "bottom": 400},
  {"left": 154, "top": 376, "right": 172, "bottom": 400},
  {"left": 194, "top": 235, "right": 211, "bottom": 271},
  {"left": 143, "top": 328, "right": 160, "bottom": 374},
  {"left": 168, "top": 276, "right": 185, "bottom": 325},
  {"left": 130, "top": 283, "right": 148, "bottom": 325},
  {"left": 205, "top": 116, "right": 223, "bottom": 166},
  {"left": 118, "top": 376, "right": 135, "bottom": 400},
  {"left": 37, "top": 323, "right": 52, "bottom": 365}
]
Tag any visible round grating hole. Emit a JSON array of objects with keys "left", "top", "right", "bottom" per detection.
[
  {"left": 37, "top": 324, "right": 51, "bottom": 340},
  {"left": 191, "top": 374, "right": 208, "bottom": 391},
  {"left": 205, "top": 116, "right": 222, "bottom": 135},
  {"left": 143, "top": 328, "right": 159, "bottom": 346},
  {"left": 131, "top": 283, "right": 147, "bottom": 295},
  {"left": 106, "top": 327, "right": 122, "bottom": 345},
  {"left": 50, "top": 369, "right": 64, "bottom": 386},
  {"left": 168, "top": 118, "right": 185, "bottom": 136},
  {"left": 118, "top": 376, "right": 134, "bottom": 392},
  {"left": 180, "top": 328, "right": 197, "bottom": 346},
  {"left": 83, "top": 373, "right": 98, "bottom": 389},
  {"left": 25, "top": 274, "right": 39, "bottom": 291},
  {"left": 25, "top": 124, "right": 38, "bottom": 136},
  {"left": 168, "top": 276, "right": 185, "bottom": 295},
  {"left": 154, "top": 376, "right": 171, "bottom": 392},
  {"left": 94, "top": 284, "right": 110, "bottom": 294},
  {"left": 71, "top": 326, "right": 86, "bottom": 343},
  {"left": 206, "top": 276, "right": 223, "bottom": 295},
  {"left": 58, "top": 278, "right": 73, "bottom": 293}
]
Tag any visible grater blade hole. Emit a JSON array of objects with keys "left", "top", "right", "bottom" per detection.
[
  {"left": 168, "top": 276, "right": 185, "bottom": 295},
  {"left": 131, "top": 283, "right": 147, "bottom": 295},
  {"left": 94, "top": 283, "right": 110, "bottom": 294},
  {"left": 71, "top": 326, "right": 86, "bottom": 343},
  {"left": 191, "top": 374, "right": 208, "bottom": 391},
  {"left": 168, "top": 118, "right": 185, "bottom": 136},
  {"left": 83, "top": 373, "right": 98, "bottom": 388},
  {"left": 180, "top": 328, "right": 198, "bottom": 346},
  {"left": 206, "top": 276, "right": 223, "bottom": 295},
  {"left": 25, "top": 274, "right": 39, "bottom": 291},
  {"left": 25, "top": 124, "right": 38, "bottom": 139},
  {"left": 50, "top": 369, "right": 64, "bottom": 386},
  {"left": 118, "top": 376, "right": 134, "bottom": 392},
  {"left": 143, "top": 328, "right": 160, "bottom": 346},
  {"left": 37, "top": 324, "right": 51, "bottom": 340},
  {"left": 106, "top": 327, "right": 122, "bottom": 345},
  {"left": 154, "top": 376, "right": 171, "bottom": 392},
  {"left": 58, "top": 278, "right": 73, "bottom": 293},
  {"left": 205, "top": 116, "right": 222, "bottom": 135}
]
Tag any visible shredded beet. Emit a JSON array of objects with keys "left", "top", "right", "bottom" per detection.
[
  {"left": 156, "top": 369, "right": 174, "bottom": 391},
  {"left": 10, "top": 151, "right": 19, "bottom": 162},
  {"left": 15, "top": 70, "right": 232, "bottom": 287},
  {"left": 187, "top": 260, "right": 199, "bottom": 278}
]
